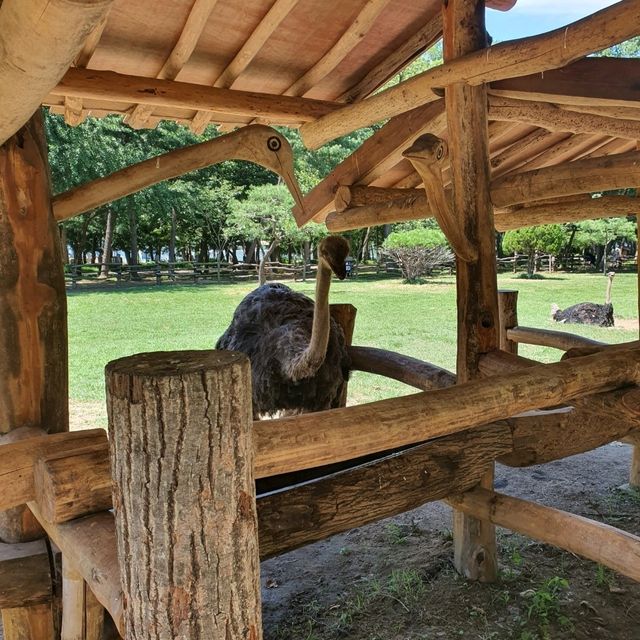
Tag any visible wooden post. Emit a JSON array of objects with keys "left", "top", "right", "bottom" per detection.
[
  {"left": 0, "top": 110, "right": 68, "bottom": 637},
  {"left": 330, "top": 304, "right": 357, "bottom": 407},
  {"left": 498, "top": 290, "right": 519, "bottom": 355},
  {"left": 633, "top": 207, "right": 640, "bottom": 487},
  {"left": 61, "top": 559, "right": 105, "bottom": 640},
  {"left": 444, "top": 0, "right": 499, "bottom": 582},
  {"left": 106, "top": 350, "right": 261, "bottom": 640}
]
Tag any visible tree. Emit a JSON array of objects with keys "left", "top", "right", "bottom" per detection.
[
  {"left": 573, "top": 217, "right": 636, "bottom": 272},
  {"left": 502, "top": 225, "right": 566, "bottom": 277},
  {"left": 382, "top": 228, "right": 452, "bottom": 283},
  {"left": 225, "top": 184, "right": 326, "bottom": 284}
]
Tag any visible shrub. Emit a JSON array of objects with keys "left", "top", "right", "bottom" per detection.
[{"left": 383, "top": 229, "right": 453, "bottom": 283}]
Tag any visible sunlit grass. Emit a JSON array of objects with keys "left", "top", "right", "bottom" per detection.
[{"left": 68, "top": 272, "right": 638, "bottom": 415}]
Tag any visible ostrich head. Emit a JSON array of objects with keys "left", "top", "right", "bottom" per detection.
[
  {"left": 318, "top": 236, "right": 350, "bottom": 280},
  {"left": 228, "top": 125, "right": 305, "bottom": 218}
]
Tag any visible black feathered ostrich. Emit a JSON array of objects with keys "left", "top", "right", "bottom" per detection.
[
  {"left": 217, "top": 236, "right": 351, "bottom": 419},
  {"left": 552, "top": 271, "right": 615, "bottom": 327}
]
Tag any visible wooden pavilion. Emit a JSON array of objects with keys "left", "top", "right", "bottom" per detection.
[{"left": 1, "top": 0, "right": 640, "bottom": 638}]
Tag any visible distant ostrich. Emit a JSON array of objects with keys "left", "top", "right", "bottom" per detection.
[
  {"left": 552, "top": 272, "right": 615, "bottom": 327},
  {"left": 216, "top": 236, "right": 351, "bottom": 418}
]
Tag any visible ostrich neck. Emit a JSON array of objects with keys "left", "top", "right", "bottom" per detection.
[{"left": 287, "top": 261, "right": 332, "bottom": 381}]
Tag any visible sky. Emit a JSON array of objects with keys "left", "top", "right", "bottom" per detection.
[{"left": 486, "top": 0, "right": 620, "bottom": 41}]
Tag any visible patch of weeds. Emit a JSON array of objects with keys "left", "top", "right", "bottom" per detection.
[
  {"left": 386, "top": 569, "right": 427, "bottom": 611},
  {"left": 517, "top": 272, "right": 545, "bottom": 280},
  {"left": 385, "top": 522, "right": 409, "bottom": 545},
  {"left": 525, "top": 576, "right": 573, "bottom": 639},
  {"left": 595, "top": 564, "right": 614, "bottom": 589}
]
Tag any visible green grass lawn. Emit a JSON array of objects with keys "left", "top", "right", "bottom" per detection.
[{"left": 68, "top": 272, "right": 638, "bottom": 423}]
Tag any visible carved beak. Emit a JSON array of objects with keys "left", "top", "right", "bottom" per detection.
[{"left": 279, "top": 164, "right": 306, "bottom": 221}]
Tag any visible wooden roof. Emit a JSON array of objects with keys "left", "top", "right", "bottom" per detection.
[
  {"left": 43, "top": 0, "right": 514, "bottom": 130},
  {"left": 3, "top": 0, "right": 639, "bottom": 231}
]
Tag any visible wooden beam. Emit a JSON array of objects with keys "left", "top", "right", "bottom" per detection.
[
  {"left": 258, "top": 422, "right": 512, "bottom": 560},
  {"left": 189, "top": 0, "right": 301, "bottom": 133},
  {"left": 335, "top": 185, "right": 419, "bottom": 211},
  {"left": 51, "top": 68, "right": 340, "bottom": 125},
  {"left": 340, "top": 14, "right": 443, "bottom": 103},
  {"left": 253, "top": 343, "right": 640, "bottom": 478},
  {"left": 0, "top": 429, "right": 107, "bottom": 512},
  {"left": 300, "top": 0, "right": 640, "bottom": 148},
  {"left": 492, "top": 149, "right": 640, "bottom": 207},
  {"left": 0, "top": 0, "right": 114, "bottom": 145},
  {"left": 53, "top": 125, "right": 304, "bottom": 222},
  {"left": 489, "top": 96, "right": 640, "bottom": 140},
  {"left": 495, "top": 195, "right": 639, "bottom": 230},
  {"left": 558, "top": 103, "right": 640, "bottom": 122},
  {"left": 327, "top": 160, "right": 640, "bottom": 231},
  {"left": 349, "top": 346, "right": 456, "bottom": 390},
  {"left": 448, "top": 487, "right": 640, "bottom": 583},
  {"left": 28, "top": 505, "right": 125, "bottom": 638},
  {"left": 294, "top": 100, "right": 446, "bottom": 224},
  {"left": 34, "top": 443, "right": 111, "bottom": 524},
  {"left": 490, "top": 57, "right": 640, "bottom": 109},
  {"left": 506, "top": 326, "right": 605, "bottom": 351},
  {"left": 490, "top": 129, "right": 558, "bottom": 174},
  {"left": 502, "top": 386, "right": 640, "bottom": 467},
  {"left": 284, "top": 0, "right": 392, "bottom": 98},
  {"left": 126, "top": 0, "right": 221, "bottom": 129},
  {"left": 0, "top": 541, "right": 52, "bottom": 609}
]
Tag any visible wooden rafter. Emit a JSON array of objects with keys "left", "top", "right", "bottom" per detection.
[
  {"left": 125, "top": 0, "right": 221, "bottom": 129},
  {"left": 0, "top": 0, "right": 115, "bottom": 146},
  {"left": 49, "top": 68, "right": 340, "bottom": 125},
  {"left": 283, "top": 0, "right": 392, "bottom": 98},
  {"left": 339, "top": 13, "right": 443, "bottom": 103},
  {"left": 300, "top": 0, "right": 640, "bottom": 148},
  {"left": 488, "top": 96, "right": 640, "bottom": 140},
  {"left": 494, "top": 195, "right": 638, "bottom": 231},
  {"left": 189, "top": 0, "right": 301, "bottom": 134}
]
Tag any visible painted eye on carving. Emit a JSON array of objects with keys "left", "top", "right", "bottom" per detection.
[{"left": 267, "top": 136, "right": 281, "bottom": 152}]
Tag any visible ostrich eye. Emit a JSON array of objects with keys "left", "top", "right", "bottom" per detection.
[{"left": 267, "top": 136, "right": 282, "bottom": 151}]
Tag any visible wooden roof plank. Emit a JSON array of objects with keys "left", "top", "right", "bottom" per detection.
[
  {"left": 490, "top": 57, "right": 640, "bottom": 109},
  {"left": 0, "top": 0, "right": 115, "bottom": 146},
  {"left": 126, "top": 0, "right": 221, "bottom": 129},
  {"left": 189, "top": 0, "right": 301, "bottom": 134},
  {"left": 300, "top": 0, "right": 640, "bottom": 149},
  {"left": 283, "top": 0, "right": 393, "bottom": 98}
]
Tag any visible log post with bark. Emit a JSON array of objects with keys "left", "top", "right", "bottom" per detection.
[
  {"left": 0, "top": 110, "right": 68, "bottom": 638},
  {"left": 106, "top": 350, "right": 262, "bottom": 640},
  {"left": 444, "top": 0, "right": 500, "bottom": 583}
]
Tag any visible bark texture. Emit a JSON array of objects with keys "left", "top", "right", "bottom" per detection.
[{"left": 106, "top": 350, "right": 261, "bottom": 640}]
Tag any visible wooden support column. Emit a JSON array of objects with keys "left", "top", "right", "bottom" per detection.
[
  {"left": 0, "top": 111, "right": 68, "bottom": 638},
  {"left": 633, "top": 199, "right": 640, "bottom": 488},
  {"left": 61, "top": 559, "right": 104, "bottom": 640},
  {"left": 444, "top": 0, "right": 499, "bottom": 582},
  {"left": 330, "top": 304, "right": 357, "bottom": 407},
  {"left": 498, "top": 290, "right": 519, "bottom": 355},
  {"left": 106, "top": 350, "right": 261, "bottom": 640}
]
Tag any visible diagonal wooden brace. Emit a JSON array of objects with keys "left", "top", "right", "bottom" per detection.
[{"left": 403, "top": 133, "right": 478, "bottom": 262}]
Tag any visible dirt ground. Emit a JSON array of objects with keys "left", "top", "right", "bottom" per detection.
[
  {"left": 2, "top": 439, "right": 638, "bottom": 640},
  {"left": 260, "top": 443, "right": 640, "bottom": 640}
]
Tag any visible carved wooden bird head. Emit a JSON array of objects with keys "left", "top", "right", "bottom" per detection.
[
  {"left": 318, "top": 235, "right": 350, "bottom": 280},
  {"left": 228, "top": 125, "right": 305, "bottom": 219}
]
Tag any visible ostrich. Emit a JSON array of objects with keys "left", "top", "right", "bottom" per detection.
[
  {"left": 552, "top": 271, "right": 615, "bottom": 327},
  {"left": 216, "top": 236, "right": 351, "bottom": 418}
]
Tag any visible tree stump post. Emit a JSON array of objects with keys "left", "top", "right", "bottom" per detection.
[
  {"left": 498, "top": 290, "right": 519, "bottom": 355},
  {"left": 106, "top": 350, "right": 262, "bottom": 640}
]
